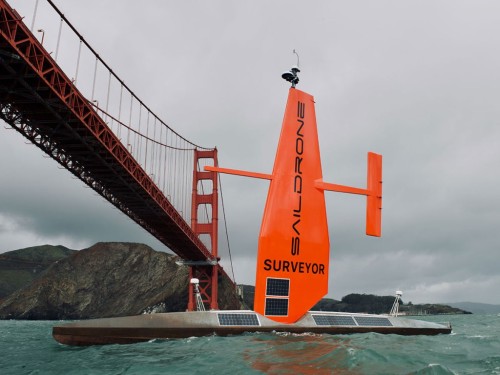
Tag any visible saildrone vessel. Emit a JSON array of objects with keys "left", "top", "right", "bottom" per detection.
[{"left": 53, "top": 65, "right": 451, "bottom": 345}]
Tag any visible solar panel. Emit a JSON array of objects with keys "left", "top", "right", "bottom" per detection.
[
  {"left": 266, "top": 278, "right": 290, "bottom": 297},
  {"left": 312, "top": 315, "right": 356, "bottom": 326},
  {"left": 217, "top": 313, "right": 260, "bottom": 326},
  {"left": 265, "top": 298, "right": 289, "bottom": 316},
  {"left": 354, "top": 316, "right": 393, "bottom": 327}
]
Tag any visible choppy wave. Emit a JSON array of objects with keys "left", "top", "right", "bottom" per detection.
[{"left": 1, "top": 314, "right": 499, "bottom": 374}]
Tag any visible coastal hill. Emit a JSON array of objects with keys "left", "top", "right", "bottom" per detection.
[
  {"left": 0, "top": 243, "right": 240, "bottom": 319},
  {"left": 1, "top": 243, "right": 471, "bottom": 319},
  {"left": 314, "top": 293, "right": 471, "bottom": 315},
  {"left": 238, "top": 285, "right": 471, "bottom": 315},
  {"left": 0, "top": 245, "right": 76, "bottom": 300},
  {"left": 446, "top": 302, "right": 500, "bottom": 314}
]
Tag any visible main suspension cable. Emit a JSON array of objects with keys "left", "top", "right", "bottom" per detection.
[{"left": 44, "top": 0, "right": 213, "bottom": 151}]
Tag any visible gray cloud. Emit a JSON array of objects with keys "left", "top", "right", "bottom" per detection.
[{"left": 2, "top": 0, "right": 500, "bottom": 304}]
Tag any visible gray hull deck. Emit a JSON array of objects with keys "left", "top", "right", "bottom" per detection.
[{"left": 53, "top": 310, "right": 452, "bottom": 346}]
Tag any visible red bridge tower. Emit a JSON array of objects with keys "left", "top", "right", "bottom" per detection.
[{"left": 188, "top": 149, "right": 219, "bottom": 310}]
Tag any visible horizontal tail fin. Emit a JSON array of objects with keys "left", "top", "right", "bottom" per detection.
[{"left": 314, "top": 152, "right": 382, "bottom": 237}]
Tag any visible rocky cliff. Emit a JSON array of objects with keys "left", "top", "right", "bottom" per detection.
[{"left": 0, "top": 242, "right": 241, "bottom": 320}]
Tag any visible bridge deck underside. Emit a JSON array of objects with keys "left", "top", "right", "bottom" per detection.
[{"left": 0, "top": 4, "right": 212, "bottom": 261}]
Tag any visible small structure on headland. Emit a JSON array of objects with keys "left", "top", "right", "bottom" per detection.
[{"left": 390, "top": 291, "right": 404, "bottom": 317}]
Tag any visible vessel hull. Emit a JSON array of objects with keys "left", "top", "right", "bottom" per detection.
[{"left": 53, "top": 310, "right": 452, "bottom": 346}]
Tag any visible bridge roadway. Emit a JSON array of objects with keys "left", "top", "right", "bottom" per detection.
[{"left": 0, "top": 0, "right": 213, "bottom": 262}]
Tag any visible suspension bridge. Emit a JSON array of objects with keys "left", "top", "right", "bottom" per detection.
[{"left": 0, "top": 0, "right": 229, "bottom": 311}]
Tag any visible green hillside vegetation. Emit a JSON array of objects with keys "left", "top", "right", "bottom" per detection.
[
  {"left": 402, "top": 303, "right": 471, "bottom": 315},
  {"left": 332, "top": 293, "right": 396, "bottom": 313},
  {"left": 239, "top": 286, "right": 470, "bottom": 315},
  {"left": 313, "top": 294, "right": 470, "bottom": 315},
  {"left": 1, "top": 245, "right": 75, "bottom": 263},
  {"left": 0, "top": 245, "right": 76, "bottom": 300},
  {"left": 312, "top": 293, "right": 396, "bottom": 314}
]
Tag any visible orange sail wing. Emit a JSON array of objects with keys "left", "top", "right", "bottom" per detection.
[
  {"left": 252, "top": 88, "right": 329, "bottom": 323},
  {"left": 206, "top": 87, "right": 382, "bottom": 324}
]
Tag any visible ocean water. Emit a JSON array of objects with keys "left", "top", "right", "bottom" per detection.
[{"left": 0, "top": 314, "right": 499, "bottom": 374}]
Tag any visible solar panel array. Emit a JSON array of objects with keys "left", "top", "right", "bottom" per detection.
[
  {"left": 266, "top": 278, "right": 290, "bottom": 296},
  {"left": 312, "top": 315, "right": 356, "bottom": 326},
  {"left": 312, "top": 315, "right": 393, "bottom": 327},
  {"left": 217, "top": 313, "right": 260, "bottom": 326},
  {"left": 264, "top": 278, "right": 290, "bottom": 316},
  {"left": 264, "top": 298, "right": 289, "bottom": 316},
  {"left": 354, "top": 316, "right": 393, "bottom": 326}
]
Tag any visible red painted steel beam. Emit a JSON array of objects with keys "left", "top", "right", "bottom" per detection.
[{"left": 188, "top": 149, "right": 220, "bottom": 310}]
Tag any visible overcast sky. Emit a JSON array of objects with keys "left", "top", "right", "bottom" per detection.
[{"left": 2, "top": 0, "right": 500, "bottom": 305}]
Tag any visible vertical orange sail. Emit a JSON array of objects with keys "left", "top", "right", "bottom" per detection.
[
  {"left": 253, "top": 88, "right": 329, "bottom": 323},
  {"left": 206, "top": 86, "right": 382, "bottom": 324}
]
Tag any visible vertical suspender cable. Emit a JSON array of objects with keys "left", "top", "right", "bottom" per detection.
[
  {"left": 30, "top": 0, "right": 39, "bottom": 31},
  {"left": 152, "top": 117, "right": 157, "bottom": 181},
  {"left": 173, "top": 137, "right": 178, "bottom": 207},
  {"left": 137, "top": 105, "right": 142, "bottom": 162},
  {"left": 187, "top": 149, "right": 191, "bottom": 221},
  {"left": 105, "top": 71, "right": 111, "bottom": 113},
  {"left": 91, "top": 57, "right": 98, "bottom": 101},
  {"left": 178, "top": 147, "right": 182, "bottom": 215},
  {"left": 74, "top": 40, "right": 82, "bottom": 84},
  {"left": 184, "top": 149, "right": 187, "bottom": 221},
  {"left": 55, "top": 18, "right": 63, "bottom": 61},
  {"left": 180, "top": 141, "right": 183, "bottom": 213},
  {"left": 166, "top": 130, "right": 170, "bottom": 197},
  {"left": 158, "top": 122, "right": 164, "bottom": 192},
  {"left": 185, "top": 148, "right": 189, "bottom": 219},
  {"left": 117, "top": 85, "right": 123, "bottom": 138},
  {"left": 176, "top": 140, "right": 179, "bottom": 211},
  {"left": 185, "top": 151, "right": 188, "bottom": 223},
  {"left": 144, "top": 111, "right": 149, "bottom": 171},
  {"left": 118, "top": 85, "right": 123, "bottom": 121},
  {"left": 182, "top": 148, "right": 185, "bottom": 219},
  {"left": 127, "top": 96, "right": 133, "bottom": 149},
  {"left": 163, "top": 128, "right": 168, "bottom": 193}
]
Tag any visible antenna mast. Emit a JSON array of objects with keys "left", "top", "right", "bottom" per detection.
[{"left": 281, "top": 50, "right": 301, "bottom": 87}]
